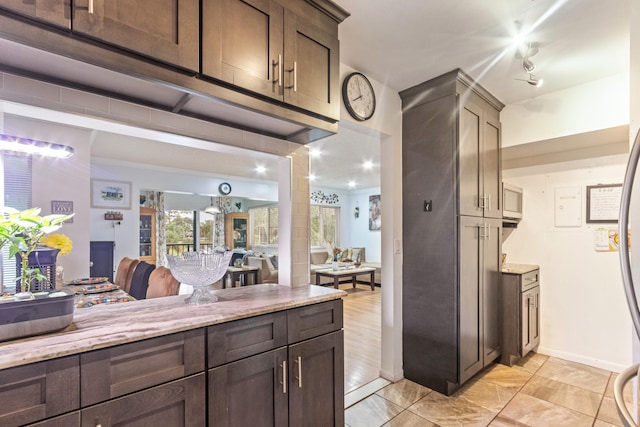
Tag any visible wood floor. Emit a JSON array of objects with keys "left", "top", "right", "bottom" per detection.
[{"left": 342, "top": 284, "right": 382, "bottom": 394}]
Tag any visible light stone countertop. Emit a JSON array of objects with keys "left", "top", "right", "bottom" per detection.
[
  {"left": 0, "top": 284, "right": 346, "bottom": 370},
  {"left": 501, "top": 263, "right": 540, "bottom": 275}
]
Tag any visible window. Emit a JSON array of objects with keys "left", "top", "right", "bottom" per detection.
[
  {"left": 164, "top": 210, "right": 196, "bottom": 255},
  {"left": 2, "top": 153, "right": 32, "bottom": 292},
  {"left": 310, "top": 205, "right": 339, "bottom": 248},
  {"left": 250, "top": 206, "right": 278, "bottom": 246}
]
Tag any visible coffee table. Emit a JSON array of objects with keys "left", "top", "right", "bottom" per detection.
[{"left": 315, "top": 266, "right": 376, "bottom": 291}]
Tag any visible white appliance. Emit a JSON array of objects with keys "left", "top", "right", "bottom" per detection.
[{"left": 503, "top": 183, "right": 523, "bottom": 220}]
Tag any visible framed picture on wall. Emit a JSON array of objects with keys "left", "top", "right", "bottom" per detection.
[
  {"left": 586, "top": 184, "right": 622, "bottom": 223},
  {"left": 369, "top": 195, "right": 381, "bottom": 231},
  {"left": 51, "top": 200, "right": 74, "bottom": 223},
  {"left": 91, "top": 179, "right": 132, "bottom": 210}
]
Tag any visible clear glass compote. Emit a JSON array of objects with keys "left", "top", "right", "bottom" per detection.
[{"left": 166, "top": 251, "right": 233, "bottom": 305}]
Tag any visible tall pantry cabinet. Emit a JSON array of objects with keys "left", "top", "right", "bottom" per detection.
[{"left": 401, "top": 69, "right": 504, "bottom": 395}]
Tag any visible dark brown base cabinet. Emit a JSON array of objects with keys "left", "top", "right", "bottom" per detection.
[
  {"left": 0, "top": 300, "right": 344, "bottom": 427},
  {"left": 208, "top": 300, "right": 344, "bottom": 426},
  {"left": 501, "top": 268, "right": 541, "bottom": 366}
]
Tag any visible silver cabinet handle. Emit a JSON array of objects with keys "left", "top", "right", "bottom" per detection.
[
  {"left": 487, "top": 193, "right": 491, "bottom": 211},
  {"left": 280, "top": 360, "right": 287, "bottom": 394},
  {"left": 478, "top": 194, "right": 488, "bottom": 210},
  {"left": 88, "top": 0, "right": 94, "bottom": 14},
  {"left": 294, "top": 356, "right": 302, "bottom": 388},
  {"left": 273, "top": 54, "right": 282, "bottom": 87},
  {"left": 286, "top": 62, "right": 297, "bottom": 92}
]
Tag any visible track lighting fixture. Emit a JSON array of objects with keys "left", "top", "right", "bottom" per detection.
[{"left": 522, "top": 57, "right": 536, "bottom": 73}]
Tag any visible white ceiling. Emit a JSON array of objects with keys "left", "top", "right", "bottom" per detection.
[{"left": 336, "top": 0, "right": 629, "bottom": 104}]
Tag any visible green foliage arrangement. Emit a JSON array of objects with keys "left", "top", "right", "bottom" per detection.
[{"left": 0, "top": 207, "right": 73, "bottom": 294}]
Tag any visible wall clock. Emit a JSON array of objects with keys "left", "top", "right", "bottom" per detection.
[
  {"left": 342, "top": 72, "right": 376, "bottom": 121},
  {"left": 218, "top": 182, "right": 232, "bottom": 195}
]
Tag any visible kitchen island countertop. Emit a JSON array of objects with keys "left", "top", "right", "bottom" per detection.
[{"left": 0, "top": 284, "right": 346, "bottom": 370}]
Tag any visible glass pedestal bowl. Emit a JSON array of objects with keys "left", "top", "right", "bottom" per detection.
[{"left": 166, "top": 251, "right": 233, "bottom": 305}]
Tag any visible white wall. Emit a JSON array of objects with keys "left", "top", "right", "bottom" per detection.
[
  {"left": 339, "top": 63, "right": 403, "bottom": 380},
  {"left": 348, "top": 187, "right": 381, "bottom": 262},
  {"left": 503, "top": 155, "right": 632, "bottom": 371},
  {"left": 5, "top": 115, "right": 91, "bottom": 281},
  {"left": 502, "top": 73, "right": 629, "bottom": 146}
]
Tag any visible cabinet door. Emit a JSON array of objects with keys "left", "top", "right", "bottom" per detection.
[
  {"left": 0, "top": 356, "right": 79, "bottom": 427},
  {"left": 139, "top": 207, "right": 155, "bottom": 263},
  {"left": 208, "top": 348, "right": 288, "bottom": 427},
  {"left": 288, "top": 331, "right": 344, "bottom": 426},
  {"left": 482, "top": 114, "right": 502, "bottom": 219},
  {"left": 458, "top": 216, "right": 482, "bottom": 384},
  {"left": 81, "top": 374, "right": 205, "bottom": 427},
  {"left": 459, "top": 100, "right": 482, "bottom": 217},
  {"left": 224, "top": 212, "right": 250, "bottom": 250},
  {"left": 482, "top": 218, "right": 502, "bottom": 365},
  {"left": 283, "top": 11, "right": 340, "bottom": 120},
  {"left": 0, "top": 1, "right": 70, "bottom": 28},
  {"left": 72, "top": 0, "right": 199, "bottom": 71},
  {"left": 522, "top": 286, "right": 540, "bottom": 356},
  {"left": 202, "top": 0, "right": 284, "bottom": 101}
]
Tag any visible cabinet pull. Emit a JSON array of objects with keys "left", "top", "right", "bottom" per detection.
[
  {"left": 280, "top": 360, "right": 287, "bottom": 394},
  {"left": 286, "top": 62, "right": 297, "bottom": 92},
  {"left": 88, "top": 0, "right": 94, "bottom": 14},
  {"left": 294, "top": 356, "right": 302, "bottom": 388},
  {"left": 478, "top": 194, "right": 488, "bottom": 210},
  {"left": 273, "top": 54, "right": 282, "bottom": 87},
  {"left": 487, "top": 193, "right": 491, "bottom": 211}
]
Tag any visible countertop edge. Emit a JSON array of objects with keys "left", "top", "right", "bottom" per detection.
[
  {"left": 501, "top": 263, "right": 540, "bottom": 275},
  {"left": 0, "top": 284, "right": 346, "bottom": 370}
]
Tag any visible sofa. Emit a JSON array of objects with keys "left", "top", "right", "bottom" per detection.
[
  {"left": 310, "top": 247, "right": 381, "bottom": 286},
  {"left": 244, "top": 255, "right": 279, "bottom": 284}
]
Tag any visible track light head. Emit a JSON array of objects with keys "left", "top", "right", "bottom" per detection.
[{"left": 522, "top": 57, "right": 536, "bottom": 73}]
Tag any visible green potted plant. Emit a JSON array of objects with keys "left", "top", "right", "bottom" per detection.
[
  {"left": 0, "top": 207, "right": 73, "bottom": 298},
  {"left": 0, "top": 207, "right": 75, "bottom": 342}
]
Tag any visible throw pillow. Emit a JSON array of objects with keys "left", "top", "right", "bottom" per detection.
[
  {"left": 270, "top": 255, "right": 278, "bottom": 269},
  {"left": 352, "top": 247, "right": 363, "bottom": 263}
]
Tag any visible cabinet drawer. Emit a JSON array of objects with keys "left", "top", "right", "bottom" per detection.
[
  {"left": 521, "top": 270, "right": 539, "bottom": 292},
  {"left": 0, "top": 355, "right": 79, "bottom": 427},
  {"left": 81, "top": 374, "right": 205, "bottom": 427},
  {"left": 208, "top": 311, "right": 287, "bottom": 367},
  {"left": 80, "top": 329, "right": 205, "bottom": 406},
  {"left": 28, "top": 412, "right": 80, "bottom": 427},
  {"left": 287, "top": 299, "right": 343, "bottom": 344}
]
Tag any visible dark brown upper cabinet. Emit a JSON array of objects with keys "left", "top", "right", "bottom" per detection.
[
  {"left": 72, "top": 0, "right": 199, "bottom": 72},
  {"left": 0, "top": 0, "right": 70, "bottom": 28},
  {"left": 202, "top": 0, "right": 340, "bottom": 120}
]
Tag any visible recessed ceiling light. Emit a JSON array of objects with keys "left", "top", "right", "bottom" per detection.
[
  {"left": 309, "top": 174, "right": 316, "bottom": 182},
  {"left": 309, "top": 148, "right": 321, "bottom": 157},
  {"left": 348, "top": 181, "right": 356, "bottom": 188},
  {"left": 362, "top": 160, "right": 374, "bottom": 170},
  {"left": 255, "top": 165, "right": 266, "bottom": 174}
]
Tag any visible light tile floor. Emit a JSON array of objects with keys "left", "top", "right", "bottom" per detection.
[{"left": 345, "top": 353, "right": 633, "bottom": 427}]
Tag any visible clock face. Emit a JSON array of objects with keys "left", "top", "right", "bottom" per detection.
[
  {"left": 342, "top": 72, "right": 376, "bottom": 121},
  {"left": 218, "top": 182, "right": 232, "bottom": 195}
]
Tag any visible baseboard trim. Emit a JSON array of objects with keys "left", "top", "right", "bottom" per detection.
[{"left": 537, "top": 346, "right": 629, "bottom": 373}]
